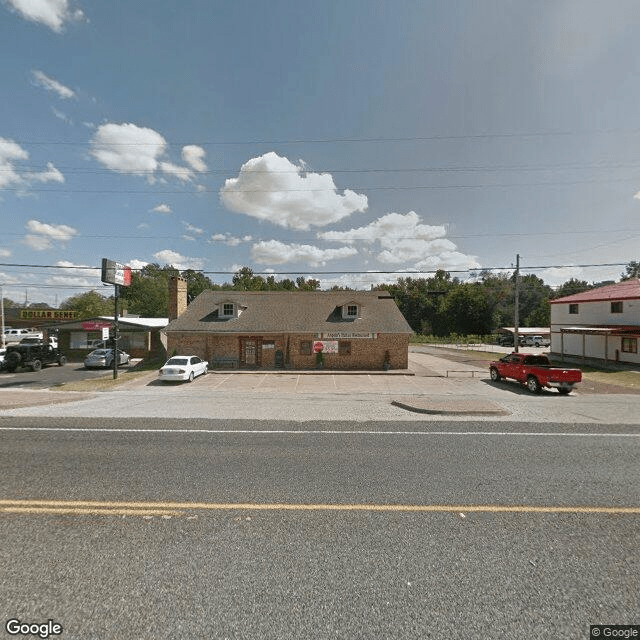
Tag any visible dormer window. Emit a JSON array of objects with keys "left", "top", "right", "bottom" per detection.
[
  {"left": 341, "top": 302, "right": 360, "bottom": 319},
  {"left": 222, "top": 303, "right": 235, "bottom": 317}
]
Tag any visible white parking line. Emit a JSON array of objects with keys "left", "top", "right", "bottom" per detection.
[
  {"left": 1, "top": 426, "right": 639, "bottom": 437},
  {"left": 211, "top": 374, "right": 232, "bottom": 388}
]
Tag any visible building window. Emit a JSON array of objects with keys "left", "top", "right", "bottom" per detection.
[
  {"left": 346, "top": 305, "right": 358, "bottom": 317},
  {"left": 569, "top": 304, "right": 579, "bottom": 314},
  {"left": 622, "top": 337, "right": 638, "bottom": 353},
  {"left": 338, "top": 341, "right": 351, "bottom": 355},
  {"left": 611, "top": 301, "right": 623, "bottom": 314},
  {"left": 300, "top": 340, "right": 312, "bottom": 355},
  {"left": 222, "top": 303, "right": 234, "bottom": 316}
]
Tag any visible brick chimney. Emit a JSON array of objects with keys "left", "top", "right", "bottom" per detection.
[{"left": 169, "top": 276, "right": 187, "bottom": 321}]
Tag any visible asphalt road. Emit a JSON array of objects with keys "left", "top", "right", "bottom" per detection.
[
  {"left": 1, "top": 417, "right": 638, "bottom": 639},
  {"left": 0, "top": 361, "right": 129, "bottom": 389}
]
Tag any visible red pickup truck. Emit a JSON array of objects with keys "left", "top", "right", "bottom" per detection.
[{"left": 489, "top": 353, "right": 582, "bottom": 394}]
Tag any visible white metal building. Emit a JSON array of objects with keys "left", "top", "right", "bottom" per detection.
[{"left": 549, "top": 279, "right": 640, "bottom": 365}]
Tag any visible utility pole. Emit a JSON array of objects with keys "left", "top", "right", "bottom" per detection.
[
  {"left": 514, "top": 254, "right": 520, "bottom": 353},
  {"left": 1, "top": 284, "right": 5, "bottom": 348},
  {"left": 113, "top": 284, "right": 119, "bottom": 380}
]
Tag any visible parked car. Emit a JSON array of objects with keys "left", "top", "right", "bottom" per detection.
[
  {"left": 523, "top": 335, "right": 550, "bottom": 348},
  {"left": 3, "top": 328, "right": 43, "bottom": 344},
  {"left": 158, "top": 355, "right": 208, "bottom": 382},
  {"left": 489, "top": 353, "right": 582, "bottom": 394},
  {"left": 19, "top": 336, "right": 58, "bottom": 347},
  {"left": 3, "top": 342, "right": 67, "bottom": 372},
  {"left": 0, "top": 347, "right": 6, "bottom": 368},
  {"left": 84, "top": 348, "right": 130, "bottom": 369}
]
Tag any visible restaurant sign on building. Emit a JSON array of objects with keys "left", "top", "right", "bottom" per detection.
[
  {"left": 317, "top": 332, "right": 376, "bottom": 339},
  {"left": 20, "top": 309, "right": 78, "bottom": 320}
]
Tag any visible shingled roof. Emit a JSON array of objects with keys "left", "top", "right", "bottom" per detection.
[
  {"left": 164, "top": 291, "right": 413, "bottom": 334},
  {"left": 550, "top": 279, "right": 640, "bottom": 304}
]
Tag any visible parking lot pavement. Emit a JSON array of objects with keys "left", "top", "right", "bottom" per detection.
[{"left": 2, "top": 351, "right": 640, "bottom": 423}]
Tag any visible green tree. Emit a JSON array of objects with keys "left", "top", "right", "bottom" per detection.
[
  {"left": 181, "top": 269, "right": 218, "bottom": 302},
  {"left": 60, "top": 290, "right": 114, "bottom": 319},
  {"left": 480, "top": 271, "right": 514, "bottom": 329},
  {"left": 296, "top": 276, "right": 320, "bottom": 291},
  {"left": 553, "top": 278, "right": 592, "bottom": 299},
  {"left": 441, "top": 283, "right": 493, "bottom": 335},
  {"left": 120, "top": 263, "right": 179, "bottom": 316},
  {"left": 517, "top": 274, "right": 552, "bottom": 327},
  {"left": 621, "top": 261, "right": 640, "bottom": 281},
  {"left": 231, "top": 267, "right": 267, "bottom": 291}
]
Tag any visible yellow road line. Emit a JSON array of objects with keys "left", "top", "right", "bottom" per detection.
[
  {"left": 0, "top": 499, "right": 639, "bottom": 515},
  {"left": 1, "top": 506, "right": 181, "bottom": 517}
]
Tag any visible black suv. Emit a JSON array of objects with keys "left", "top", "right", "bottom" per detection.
[{"left": 3, "top": 341, "right": 67, "bottom": 372}]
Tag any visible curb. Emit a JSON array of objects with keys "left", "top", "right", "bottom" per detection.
[{"left": 391, "top": 398, "right": 510, "bottom": 416}]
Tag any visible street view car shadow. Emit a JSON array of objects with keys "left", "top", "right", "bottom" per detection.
[{"left": 483, "top": 379, "right": 575, "bottom": 397}]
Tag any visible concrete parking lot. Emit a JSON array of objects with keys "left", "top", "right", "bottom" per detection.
[{"left": 2, "top": 349, "right": 640, "bottom": 424}]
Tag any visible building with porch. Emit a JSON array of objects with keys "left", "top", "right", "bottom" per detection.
[
  {"left": 549, "top": 279, "right": 640, "bottom": 365},
  {"left": 163, "top": 278, "right": 413, "bottom": 370}
]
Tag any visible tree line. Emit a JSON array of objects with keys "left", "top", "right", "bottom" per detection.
[{"left": 4, "top": 260, "right": 639, "bottom": 336}]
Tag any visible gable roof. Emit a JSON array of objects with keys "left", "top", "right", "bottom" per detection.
[
  {"left": 164, "top": 291, "right": 413, "bottom": 334},
  {"left": 550, "top": 279, "right": 640, "bottom": 304}
]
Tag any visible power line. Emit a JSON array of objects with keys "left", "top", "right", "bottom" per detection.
[
  {"left": 0, "top": 261, "right": 629, "bottom": 274},
  {"left": 4, "top": 160, "right": 640, "bottom": 175},
  {"left": 12, "top": 127, "right": 640, "bottom": 147},
  {"left": 3, "top": 175, "right": 640, "bottom": 195},
  {"left": 3, "top": 227, "right": 640, "bottom": 242}
]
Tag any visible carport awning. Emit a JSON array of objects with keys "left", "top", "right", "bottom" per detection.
[{"left": 559, "top": 326, "right": 640, "bottom": 335}]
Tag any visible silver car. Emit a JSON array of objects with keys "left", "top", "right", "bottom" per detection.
[{"left": 84, "top": 348, "right": 130, "bottom": 369}]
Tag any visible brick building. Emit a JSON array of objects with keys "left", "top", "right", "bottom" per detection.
[{"left": 164, "top": 278, "right": 413, "bottom": 370}]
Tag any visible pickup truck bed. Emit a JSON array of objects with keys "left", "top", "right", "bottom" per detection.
[{"left": 489, "top": 353, "right": 582, "bottom": 394}]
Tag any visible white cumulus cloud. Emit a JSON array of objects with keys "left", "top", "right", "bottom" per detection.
[
  {"left": 152, "top": 249, "right": 204, "bottom": 271},
  {"left": 23, "top": 219, "right": 78, "bottom": 250},
  {"left": 90, "top": 123, "right": 201, "bottom": 185},
  {"left": 4, "top": 0, "right": 85, "bottom": 32},
  {"left": 251, "top": 239, "right": 358, "bottom": 266},
  {"left": 46, "top": 260, "right": 101, "bottom": 288},
  {"left": 209, "top": 233, "right": 252, "bottom": 247},
  {"left": 220, "top": 151, "right": 368, "bottom": 230},
  {"left": 182, "top": 145, "right": 207, "bottom": 172},
  {"left": 319, "top": 211, "right": 479, "bottom": 270},
  {"left": 90, "top": 123, "right": 167, "bottom": 179},
  {"left": 0, "top": 139, "right": 65, "bottom": 191},
  {"left": 160, "top": 161, "right": 193, "bottom": 182},
  {"left": 0, "top": 137, "right": 29, "bottom": 189},
  {"left": 32, "top": 70, "right": 75, "bottom": 99},
  {"left": 28, "top": 161, "right": 65, "bottom": 183},
  {"left": 151, "top": 203, "right": 172, "bottom": 214}
]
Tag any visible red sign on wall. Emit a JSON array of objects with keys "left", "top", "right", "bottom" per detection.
[{"left": 82, "top": 322, "right": 112, "bottom": 330}]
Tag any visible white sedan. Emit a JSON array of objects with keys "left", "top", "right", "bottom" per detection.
[{"left": 158, "top": 355, "right": 208, "bottom": 382}]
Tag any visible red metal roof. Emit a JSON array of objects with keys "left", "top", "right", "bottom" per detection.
[{"left": 549, "top": 279, "right": 640, "bottom": 304}]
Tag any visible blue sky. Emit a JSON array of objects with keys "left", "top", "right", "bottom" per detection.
[{"left": 1, "top": 0, "right": 640, "bottom": 305}]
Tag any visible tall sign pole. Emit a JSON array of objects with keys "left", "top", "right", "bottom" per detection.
[
  {"left": 113, "top": 284, "right": 119, "bottom": 380},
  {"left": 514, "top": 254, "right": 520, "bottom": 353},
  {"left": 0, "top": 283, "right": 5, "bottom": 349},
  {"left": 101, "top": 258, "right": 132, "bottom": 381}
]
